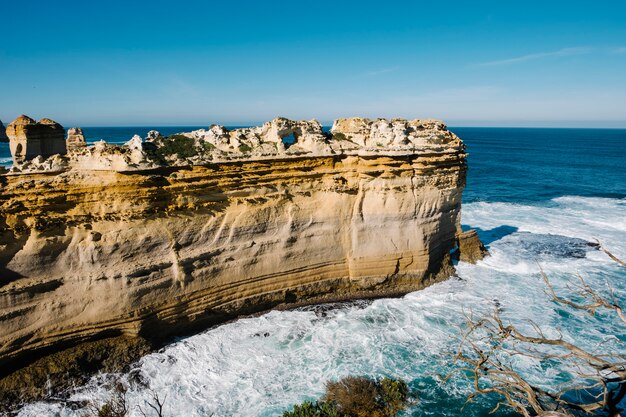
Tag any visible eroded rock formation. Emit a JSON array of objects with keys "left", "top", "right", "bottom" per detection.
[
  {"left": 457, "top": 229, "right": 489, "bottom": 263},
  {"left": 0, "top": 117, "right": 467, "bottom": 379},
  {"left": 6, "top": 115, "right": 66, "bottom": 165},
  {"left": 66, "top": 127, "right": 86, "bottom": 150},
  {"left": 7, "top": 116, "right": 462, "bottom": 173}
]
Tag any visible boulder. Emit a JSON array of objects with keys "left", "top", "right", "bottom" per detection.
[{"left": 457, "top": 229, "right": 489, "bottom": 263}]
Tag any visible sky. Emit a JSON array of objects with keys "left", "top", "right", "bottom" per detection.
[{"left": 1, "top": 0, "right": 626, "bottom": 127}]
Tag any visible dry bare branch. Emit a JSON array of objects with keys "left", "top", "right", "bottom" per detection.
[{"left": 452, "top": 246, "right": 626, "bottom": 417}]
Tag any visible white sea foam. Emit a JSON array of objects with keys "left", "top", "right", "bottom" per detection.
[{"left": 16, "top": 196, "right": 626, "bottom": 417}]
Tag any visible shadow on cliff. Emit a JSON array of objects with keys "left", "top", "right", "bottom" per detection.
[{"left": 461, "top": 224, "right": 518, "bottom": 248}]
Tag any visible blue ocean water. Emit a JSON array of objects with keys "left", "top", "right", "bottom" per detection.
[
  {"left": 454, "top": 127, "right": 626, "bottom": 203},
  {"left": 11, "top": 127, "right": 626, "bottom": 417}
]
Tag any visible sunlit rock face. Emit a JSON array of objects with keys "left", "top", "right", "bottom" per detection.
[
  {"left": 0, "top": 117, "right": 467, "bottom": 372},
  {"left": 6, "top": 115, "right": 66, "bottom": 165},
  {"left": 66, "top": 127, "right": 86, "bottom": 150}
]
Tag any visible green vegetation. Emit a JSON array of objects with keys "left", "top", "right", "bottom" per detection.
[
  {"left": 283, "top": 376, "right": 409, "bottom": 417},
  {"left": 332, "top": 132, "right": 349, "bottom": 141},
  {"left": 202, "top": 142, "right": 216, "bottom": 152},
  {"left": 238, "top": 144, "right": 252, "bottom": 153},
  {"left": 154, "top": 134, "right": 197, "bottom": 159}
]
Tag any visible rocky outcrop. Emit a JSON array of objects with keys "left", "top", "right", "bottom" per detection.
[
  {"left": 457, "top": 229, "right": 489, "bottom": 263},
  {"left": 66, "top": 127, "right": 86, "bottom": 150},
  {"left": 0, "top": 120, "right": 7, "bottom": 143},
  {"left": 6, "top": 117, "right": 463, "bottom": 173},
  {"left": 6, "top": 115, "right": 66, "bottom": 165},
  {"left": 0, "top": 117, "right": 467, "bottom": 378}
]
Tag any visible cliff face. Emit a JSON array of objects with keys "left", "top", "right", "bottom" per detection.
[{"left": 0, "top": 118, "right": 466, "bottom": 372}]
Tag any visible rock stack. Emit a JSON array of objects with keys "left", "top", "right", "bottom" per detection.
[
  {"left": 66, "top": 127, "right": 86, "bottom": 150},
  {"left": 6, "top": 115, "right": 66, "bottom": 165},
  {"left": 0, "top": 120, "right": 7, "bottom": 142},
  {"left": 457, "top": 229, "right": 489, "bottom": 263}
]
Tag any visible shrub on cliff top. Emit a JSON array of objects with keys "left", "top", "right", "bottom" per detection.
[
  {"left": 238, "top": 143, "right": 252, "bottom": 153},
  {"left": 332, "top": 132, "right": 349, "bottom": 141},
  {"left": 283, "top": 376, "right": 409, "bottom": 417},
  {"left": 154, "top": 134, "right": 197, "bottom": 159}
]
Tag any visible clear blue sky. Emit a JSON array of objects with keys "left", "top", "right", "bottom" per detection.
[{"left": 1, "top": 0, "right": 625, "bottom": 127}]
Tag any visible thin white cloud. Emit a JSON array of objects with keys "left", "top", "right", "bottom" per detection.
[
  {"left": 613, "top": 47, "right": 626, "bottom": 54},
  {"left": 360, "top": 67, "right": 400, "bottom": 77},
  {"left": 474, "top": 47, "right": 591, "bottom": 67}
]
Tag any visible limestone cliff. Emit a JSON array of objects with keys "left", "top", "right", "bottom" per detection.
[{"left": 0, "top": 117, "right": 466, "bottom": 374}]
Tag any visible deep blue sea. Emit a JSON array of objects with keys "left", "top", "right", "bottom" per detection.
[{"left": 11, "top": 127, "right": 626, "bottom": 417}]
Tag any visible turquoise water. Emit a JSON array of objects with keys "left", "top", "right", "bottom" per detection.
[{"left": 12, "top": 127, "right": 626, "bottom": 417}]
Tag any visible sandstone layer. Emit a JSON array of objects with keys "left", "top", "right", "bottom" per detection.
[{"left": 0, "top": 117, "right": 467, "bottom": 376}]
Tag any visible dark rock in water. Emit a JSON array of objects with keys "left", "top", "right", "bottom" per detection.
[
  {"left": 0, "top": 336, "right": 152, "bottom": 414},
  {"left": 296, "top": 299, "right": 374, "bottom": 318},
  {"left": 505, "top": 232, "right": 599, "bottom": 259},
  {"left": 457, "top": 229, "right": 489, "bottom": 263},
  {"left": 0, "top": 120, "right": 7, "bottom": 142}
]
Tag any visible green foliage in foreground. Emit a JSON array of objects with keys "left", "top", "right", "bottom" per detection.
[
  {"left": 283, "top": 376, "right": 409, "bottom": 417},
  {"left": 285, "top": 401, "right": 342, "bottom": 417}
]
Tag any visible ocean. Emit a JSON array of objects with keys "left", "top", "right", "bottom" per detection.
[{"left": 11, "top": 127, "right": 626, "bottom": 417}]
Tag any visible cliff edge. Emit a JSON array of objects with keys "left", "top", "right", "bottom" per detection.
[{"left": 0, "top": 117, "right": 467, "bottom": 380}]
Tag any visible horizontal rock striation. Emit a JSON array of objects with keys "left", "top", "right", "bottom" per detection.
[{"left": 0, "top": 117, "right": 467, "bottom": 376}]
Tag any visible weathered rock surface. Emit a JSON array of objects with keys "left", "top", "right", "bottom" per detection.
[
  {"left": 5, "top": 116, "right": 464, "bottom": 173},
  {"left": 66, "top": 127, "right": 86, "bottom": 150},
  {"left": 0, "top": 117, "right": 467, "bottom": 379},
  {"left": 6, "top": 115, "right": 66, "bottom": 165},
  {"left": 0, "top": 120, "right": 7, "bottom": 143},
  {"left": 457, "top": 229, "right": 489, "bottom": 263}
]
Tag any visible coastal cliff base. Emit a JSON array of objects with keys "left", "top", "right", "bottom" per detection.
[{"left": 0, "top": 117, "right": 467, "bottom": 410}]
